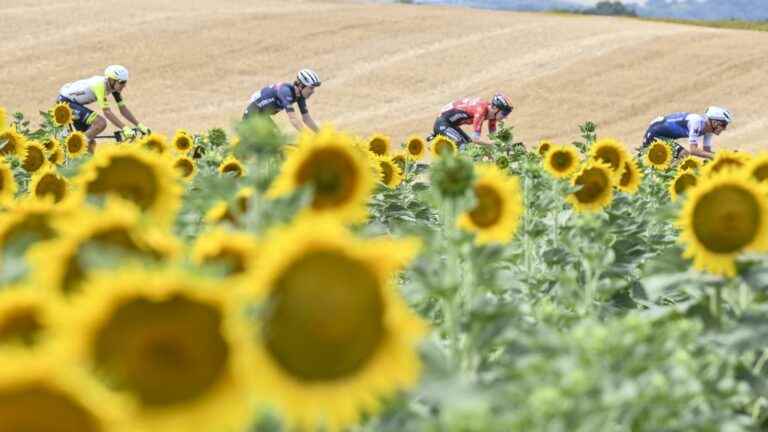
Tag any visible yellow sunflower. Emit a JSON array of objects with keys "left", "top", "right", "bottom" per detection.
[
  {"left": 589, "top": 138, "right": 629, "bottom": 180},
  {"left": 30, "top": 199, "right": 179, "bottom": 297},
  {"left": 268, "top": 126, "right": 375, "bottom": 224},
  {"left": 239, "top": 217, "right": 426, "bottom": 431},
  {"left": 0, "top": 125, "right": 28, "bottom": 159},
  {"left": 702, "top": 149, "right": 751, "bottom": 178},
  {"left": 678, "top": 155, "right": 703, "bottom": 172},
  {"left": 430, "top": 135, "right": 457, "bottom": 158},
  {"left": 192, "top": 229, "right": 259, "bottom": 279},
  {"left": 172, "top": 129, "right": 193, "bottom": 153},
  {"left": 391, "top": 151, "right": 408, "bottom": 174},
  {"left": 204, "top": 201, "right": 236, "bottom": 225},
  {"left": 173, "top": 155, "right": 197, "bottom": 180},
  {"left": 0, "top": 349, "right": 133, "bottom": 431},
  {"left": 50, "top": 101, "right": 74, "bottom": 127},
  {"left": 618, "top": 159, "right": 643, "bottom": 194},
  {"left": 75, "top": 145, "right": 181, "bottom": 227},
  {"left": 367, "top": 133, "right": 391, "bottom": 156},
  {"left": 376, "top": 155, "right": 403, "bottom": 189},
  {"left": 404, "top": 134, "right": 426, "bottom": 160},
  {"left": 645, "top": 139, "right": 673, "bottom": 170},
  {"left": 0, "top": 198, "right": 69, "bottom": 253},
  {"left": 29, "top": 165, "right": 69, "bottom": 204},
  {"left": 0, "top": 288, "right": 50, "bottom": 347},
  {"left": 48, "top": 144, "right": 65, "bottom": 166},
  {"left": 746, "top": 153, "right": 768, "bottom": 184},
  {"left": 537, "top": 139, "right": 554, "bottom": 157},
  {"left": 65, "top": 131, "right": 88, "bottom": 158},
  {"left": 218, "top": 155, "right": 246, "bottom": 178},
  {"left": 136, "top": 132, "right": 169, "bottom": 154},
  {"left": 56, "top": 269, "right": 252, "bottom": 432},
  {"left": 21, "top": 140, "right": 47, "bottom": 173},
  {"left": 41, "top": 137, "right": 58, "bottom": 153},
  {"left": 669, "top": 170, "right": 698, "bottom": 202},
  {"left": 457, "top": 164, "right": 523, "bottom": 244},
  {"left": 0, "top": 105, "right": 6, "bottom": 130},
  {"left": 544, "top": 144, "right": 581, "bottom": 179},
  {"left": 0, "top": 160, "right": 16, "bottom": 206},
  {"left": 677, "top": 171, "right": 768, "bottom": 276},
  {"left": 567, "top": 160, "right": 614, "bottom": 212},
  {"left": 235, "top": 186, "right": 256, "bottom": 215}
]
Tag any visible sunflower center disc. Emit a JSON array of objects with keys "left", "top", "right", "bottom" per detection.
[
  {"left": 408, "top": 141, "right": 422, "bottom": 155},
  {"left": 369, "top": 139, "right": 387, "bottom": 155},
  {"left": 674, "top": 174, "right": 697, "bottom": 195},
  {"left": 649, "top": 145, "right": 668, "bottom": 165},
  {"left": 0, "top": 385, "right": 101, "bottom": 431},
  {"left": 263, "top": 251, "right": 385, "bottom": 382},
  {"left": 469, "top": 184, "right": 504, "bottom": 228},
  {"left": 36, "top": 175, "right": 66, "bottom": 203},
  {"left": 575, "top": 168, "right": 609, "bottom": 203},
  {"left": 0, "top": 307, "right": 43, "bottom": 345},
  {"left": 381, "top": 162, "right": 393, "bottom": 185},
  {"left": 86, "top": 156, "right": 159, "bottom": 211},
  {"left": 297, "top": 149, "right": 358, "bottom": 209},
  {"left": 93, "top": 296, "right": 229, "bottom": 406},
  {"left": 693, "top": 185, "right": 760, "bottom": 254},
  {"left": 596, "top": 148, "right": 620, "bottom": 170},
  {"left": 552, "top": 151, "right": 572, "bottom": 172},
  {"left": 754, "top": 164, "right": 768, "bottom": 183}
]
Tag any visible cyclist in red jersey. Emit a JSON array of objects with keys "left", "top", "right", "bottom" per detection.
[{"left": 427, "top": 93, "right": 513, "bottom": 148}]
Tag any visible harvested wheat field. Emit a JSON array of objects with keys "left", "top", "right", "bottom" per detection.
[{"left": 2, "top": 0, "right": 767, "bottom": 150}]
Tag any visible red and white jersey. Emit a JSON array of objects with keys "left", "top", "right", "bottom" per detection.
[{"left": 439, "top": 98, "right": 496, "bottom": 135}]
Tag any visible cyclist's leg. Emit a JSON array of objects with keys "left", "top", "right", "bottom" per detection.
[
  {"left": 441, "top": 126, "right": 470, "bottom": 149},
  {"left": 243, "top": 100, "right": 261, "bottom": 121}
]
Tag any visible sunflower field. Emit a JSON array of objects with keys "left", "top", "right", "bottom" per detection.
[{"left": 1, "top": 103, "right": 768, "bottom": 432}]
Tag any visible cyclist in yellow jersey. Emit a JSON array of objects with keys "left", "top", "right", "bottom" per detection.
[{"left": 57, "top": 65, "right": 149, "bottom": 151}]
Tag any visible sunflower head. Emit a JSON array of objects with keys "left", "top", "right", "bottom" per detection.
[
  {"left": 51, "top": 102, "right": 74, "bottom": 127},
  {"left": 376, "top": 155, "right": 403, "bottom": 189},
  {"left": 645, "top": 140, "right": 673, "bottom": 170},
  {"left": 241, "top": 217, "right": 426, "bottom": 431},
  {"left": 48, "top": 145, "right": 65, "bottom": 166},
  {"left": 172, "top": 130, "right": 193, "bottom": 153},
  {"left": 76, "top": 146, "right": 181, "bottom": 227},
  {"left": 404, "top": 134, "right": 426, "bottom": 160},
  {"left": 65, "top": 131, "right": 88, "bottom": 158},
  {"left": 218, "top": 155, "right": 246, "bottom": 178},
  {"left": 204, "top": 201, "right": 236, "bottom": 226},
  {"left": 430, "top": 153, "right": 475, "bottom": 198},
  {"left": 21, "top": 141, "right": 48, "bottom": 173},
  {"left": 391, "top": 151, "right": 408, "bottom": 174},
  {"left": 58, "top": 269, "right": 252, "bottom": 431},
  {"left": 136, "top": 133, "right": 169, "bottom": 154},
  {"left": 669, "top": 170, "right": 698, "bottom": 202},
  {"left": 430, "top": 135, "right": 457, "bottom": 158},
  {"left": 677, "top": 171, "right": 768, "bottom": 276},
  {"left": 618, "top": 158, "right": 643, "bottom": 194},
  {"left": 0, "top": 126, "right": 28, "bottom": 159},
  {"left": 235, "top": 187, "right": 255, "bottom": 215},
  {"left": 0, "top": 350, "right": 133, "bottom": 431},
  {"left": 0, "top": 199, "right": 67, "bottom": 254},
  {"left": 192, "top": 229, "right": 259, "bottom": 278},
  {"left": 457, "top": 164, "right": 523, "bottom": 244},
  {"left": 30, "top": 165, "right": 69, "bottom": 204},
  {"left": 537, "top": 140, "right": 553, "bottom": 157},
  {"left": 41, "top": 137, "right": 58, "bottom": 153},
  {"left": 703, "top": 149, "right": 750, "bottom": 178},
  {"left": 544, "top": 144, "right": 581, "bottom": 179},
  {"left": 367, "top": 133, "right": 391, "bottom": 156},
  {"left": 746, "top": 153, "right": 768, "bottom": 184},
  {"left": 589, "top": 138, "right": 629, "bottom": 177},
  {"left": 173, "top": 155, "right": 197, "bottom": 180},
  {"left": 0, "top": 160, "right": 17, "bottom": 207},
  {"left": 0, "top": 289, "right": 50, "bottom": 347},
  {"left": 268, "top": 126, "right": 375, "bottom": 223},
  {"left": 678, "top": 156, "right": 703, "bottom": 172},
  {"left": 567, "top": 160, "right": 614, "bottom": 212}
]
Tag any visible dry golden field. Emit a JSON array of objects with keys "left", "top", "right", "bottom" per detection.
[{"left": 2, "top": 0, "right": 767, "bottom": 150}]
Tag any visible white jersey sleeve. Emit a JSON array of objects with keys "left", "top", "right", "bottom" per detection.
[{"left": 685, "top": 114, "right": 707, "bottom": 147}]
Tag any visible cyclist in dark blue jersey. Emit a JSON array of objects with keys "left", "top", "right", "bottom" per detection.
[
  {"left": 641, "top": 106, "right": 732, "bottom": 159},
  {"left": 243, "top": 69, "right": 321, "bottom": 133}
]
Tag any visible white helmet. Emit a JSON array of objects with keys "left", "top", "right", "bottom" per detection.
[
  {"left": 705, "top": 106, "right": 732, "bottom": 124},
  {"left": 105, "top": 65, "right": 129, "bottom": 81},
  {"left": 297, "top": 69, "right": 321, "bottom": 87}
]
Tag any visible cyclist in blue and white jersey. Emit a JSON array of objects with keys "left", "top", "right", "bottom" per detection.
[
  {"left": 243, "top": 69, "right": 321, "bottom": 133},
  {"left": 57, "top": 65, "right": 149, "bottom": 151},
  {"left": 641, "top": 106, "right": 732, "bottom": 159}
]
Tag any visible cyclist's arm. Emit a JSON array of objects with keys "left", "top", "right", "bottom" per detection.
[
  {"left": 90, "top": 81, "right": 125, "bottom": 128},
  {"left": 284, "top": 110, "right": 306, "bottom": 132},
  {"left": 297, "top": 98, "right": 318, "bottom": 132},
  {"left": 471, "top": 112, "right": 492, "bottom": 146},
  {"left": 688, "top": 139, "right": 715, "bottom": 159},
  {"left": 112, "top": 92, "right": 140, "bottom": 126},
  {"left": 687, "top": 119, "right": 714, "bottom": 159}
]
